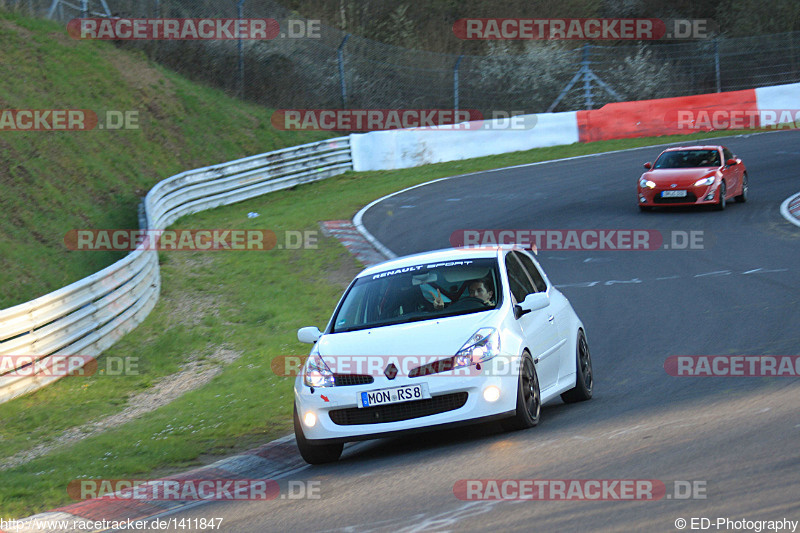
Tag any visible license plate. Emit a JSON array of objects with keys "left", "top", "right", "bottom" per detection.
[
  {"left": 662, "top": 190, "right": 687, "bottom": 198},
  {"left": 360, "top": 384, "right": 428, "bottom": 408}
]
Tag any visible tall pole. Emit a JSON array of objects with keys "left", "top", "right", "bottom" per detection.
[
  {"left": 338, "top": 34, "right": 351, "bottom": 108},
  {"left": 238, "top": 0, "right": 245, "bottom": 98},
  {"left": 454, "top": 55, "right": 463, "bottom": 112}
]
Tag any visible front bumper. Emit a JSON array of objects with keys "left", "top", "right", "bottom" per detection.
[
  {"left": 638, "top": 184, "right": 718, "bottom": 207},
  {"left": 294, "top": 358, "right": 521, "bottom": 443}
]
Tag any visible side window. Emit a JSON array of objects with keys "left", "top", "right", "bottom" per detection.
[
  {"left": 514, "top": 252, "right": 548, "bottom": 292},
  {"left": 722, "top": 147, "right": 733, "bottom": 162},
  {"left": 505, "top": 253, "right": 536, "bottom": 303}
]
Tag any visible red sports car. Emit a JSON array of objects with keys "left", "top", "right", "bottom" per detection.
[{"left": 637, "top": 145, "right": 748, "bottom": 211}]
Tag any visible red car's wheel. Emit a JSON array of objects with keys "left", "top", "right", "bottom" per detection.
[
  {"left": 714, "top": 181, "right": 727, "bottom": 211},
  {"left": 735, "top": 172, "right": 748, "bottom": 203}
]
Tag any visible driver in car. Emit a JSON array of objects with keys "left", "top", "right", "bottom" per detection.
[{"left": 426, "top": 278, "right": 494, "bottom": 310}]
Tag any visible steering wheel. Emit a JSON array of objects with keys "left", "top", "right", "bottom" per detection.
[{"left": 447, "top": 296, "right": 485, "bottom": 311}]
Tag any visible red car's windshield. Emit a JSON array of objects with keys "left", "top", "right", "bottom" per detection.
[{"left": 654, "top": 149, "right": 721, "bottom": 169}]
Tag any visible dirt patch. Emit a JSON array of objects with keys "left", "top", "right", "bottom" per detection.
[
  {"left": 108, "top": 47, "right": 173, "bottom": 94},
  {"left": 0, "top": 18, "right": 34, "bottom": 40},
  {"left": 324, "top": 245, "right": 364, "bottom": 289},
  {"left": 1, "top": 345, "right": 241, "bottom": 471}
]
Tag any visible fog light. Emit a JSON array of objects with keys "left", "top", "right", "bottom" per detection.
[
  {"left": 483, "top": 386, "right": 501, "bottom": 402},
  {"left": 639, "top": 197, "right": 646, "bottom": 203},
  {"left": 705, "top": 191, "right": 715, "bottom": 200},
  {"left": 303, "top": 411, "right": 317, "bottom": 428}
]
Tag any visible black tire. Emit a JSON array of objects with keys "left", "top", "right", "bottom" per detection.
[
  {"left": 561, "top": 330, "right": 593, "bottom": 403},
  {"left": 714, "top": 181, "right": 727, "bottom": 211},
  {"left": 294, "top": 404, "right": 343, "bottom": 464},
  {"left": 735, "top": 173, "right": 748, "bottom": 203},
  {"left": 501, "top": 351, "right": 541, "bottom": 431}
]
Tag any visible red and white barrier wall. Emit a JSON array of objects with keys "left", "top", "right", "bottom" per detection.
[
  {"left": 351, "top": 82, "right": 800, "bottom": 171},
  {"left": 351, "top": 111, "right": 580, "bottom": 171}
]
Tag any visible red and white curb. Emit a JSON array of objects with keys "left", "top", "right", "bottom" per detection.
[
  {"left": 320, "top": 220, "right": 390, "bottom": 266},
  {"left": 780, "top": 192, "right": 800, "bottom": 228}
]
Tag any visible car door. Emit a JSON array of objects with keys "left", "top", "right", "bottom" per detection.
[
  {"left": 515, "top": 250, "right": 572, "bottom": 380},
  {"left": 721, "top": 146, "right": 740, "bottom": 196},
  {"left": 505, "top": 252, "right": 560, "bottom": 392}
]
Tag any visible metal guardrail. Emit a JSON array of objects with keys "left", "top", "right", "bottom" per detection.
[{"left": 0, "top": 136, "right": 352, "bottom": 404}]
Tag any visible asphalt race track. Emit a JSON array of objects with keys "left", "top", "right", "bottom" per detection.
[{"left": 145, "top": 131, "right": 800, "bottom": 532}]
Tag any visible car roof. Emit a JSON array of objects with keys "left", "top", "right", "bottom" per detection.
[{"left": 357, "top": 246, "right": 520, "bottom": 278}]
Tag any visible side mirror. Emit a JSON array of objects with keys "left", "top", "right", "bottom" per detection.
[
  {"left": 643, "top": 162, "right": 652, "bottom": 169},
  {"left": 514, "top": 292, "right": 550, "bottom": 319},
  {"left": 298, "top": 326, "right": 322, "bottom": 344},
  {"left": 726, "top": 158, "right": 737, "bottom": 166}
]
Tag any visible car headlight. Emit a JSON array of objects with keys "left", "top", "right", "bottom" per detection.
[
  {"left": 454, "top": 328, "right": 500, "bottom": 368},
  {"left": 639, "top": 178, "right": 656, "bottom": 189},
  {"left": 303, "top": 351, "right": 335, "bottom": 388},
  {"left": 693, "top": 176, "right": 715, "bottom": 187}
]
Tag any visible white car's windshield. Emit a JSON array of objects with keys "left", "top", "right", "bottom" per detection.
[{"left": 331, "top": 258, "right": 502, "bottom": 333}]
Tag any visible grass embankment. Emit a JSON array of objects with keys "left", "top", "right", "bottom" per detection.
[
  {"left": 0, "top": 8, "right": 763, "bottom": 520},
  {"left": 0, "top": 12, "right": 332, "bottom": 309}
]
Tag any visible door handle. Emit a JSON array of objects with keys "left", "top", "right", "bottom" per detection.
[{"left": 548, "top": 314, "right": 554, "bottom": 323}]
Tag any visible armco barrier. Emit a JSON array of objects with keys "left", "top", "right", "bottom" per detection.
[{"left": 0, "top": 137, "right": 352, "bottom": 404}]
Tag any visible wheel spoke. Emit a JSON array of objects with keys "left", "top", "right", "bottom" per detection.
[
  {"left": 522, "top": 359, "right": 539, "bottom": 418},
  {"left": 580, "top": 337, "right": 593, "bottom": 390}
]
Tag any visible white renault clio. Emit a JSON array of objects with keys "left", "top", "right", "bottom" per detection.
[{"left": 294, "top": 246, "right": 592, "bottom": 464}]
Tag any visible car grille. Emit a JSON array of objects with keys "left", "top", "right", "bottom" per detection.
[
  {"left": 653, "top": 192, "right": 698, "bottom": 204},
  {"left": 328, "top": 392, "right": 468, "bottom": 425},
  {"left": 333, "top": 374, "right": 374, "bottom": 387}
]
